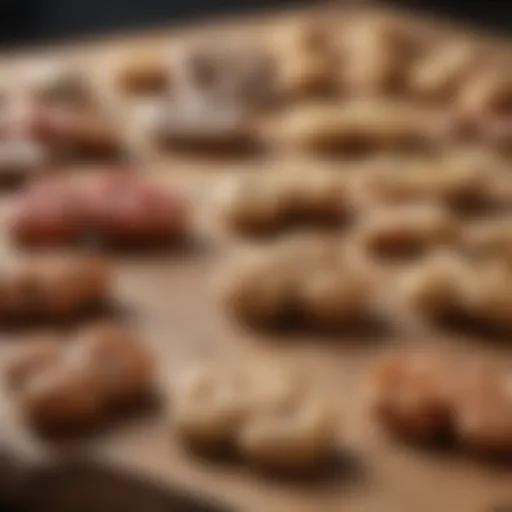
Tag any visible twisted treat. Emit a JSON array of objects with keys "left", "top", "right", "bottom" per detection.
[
  {"left": 219, "top": 170, "right": 352, "bottom": 236},
  {"left": 7, "top": 323, "right": 155, "bottom": 434},
  {"left": 270, "top": 100, "right": 437, "bottom": 153},
  {"left": 218, "top": 234, "right": 371, "bottom": 329},
  {"left": 0, "top": 255, "right": 110, "bottom": 322},
  {"left": 461, "top": 218, "right": 512, "bottom": 265},
  {"left": 171, "top": 361, "right": 340, "bottom": 473},
  {"left": 10, "top": 173, "right": 188, "bottom": 247}
]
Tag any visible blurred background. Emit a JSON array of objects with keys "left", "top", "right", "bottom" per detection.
[{"left": 0, "top": 0, "right": 511, "bottom": 47}]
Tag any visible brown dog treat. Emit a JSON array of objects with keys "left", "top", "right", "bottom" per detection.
[{"left": 369, "top": 354, "right": 454, "bottom": 441}]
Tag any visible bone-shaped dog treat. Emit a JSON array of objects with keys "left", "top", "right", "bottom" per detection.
[{"left": 10, "top": 173, "right": 188, "bottom": 248}]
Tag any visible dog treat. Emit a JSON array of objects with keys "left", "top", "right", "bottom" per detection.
[
  {"left": 140, "top": 96, "right": 253, "bottom": 150},
  {"left": 116, "top": 47, "right": 170, "bottom": 94},
  {"left": 357, "top": 204, "right": 457, "bottom": 258},
  {"left": 0, "top": 139, "right": 49, "bottom": 184},
  {"left": 10, "top": 173, "right": 188, "bottom": 247},
  {"left": 237, "top": 392, "right": 337, "bottom": 473},
  {"left": 172, "top": 363, "right": 253, "bottom": 449},
  {"left": 9, "top": 323, "right": 155, "bottom": 434},
  {"left": 399, "top": 251, "right": 472, "bottom": 318},
  {"left": 270, "top": 100, "right": 436, "bottom": 153},
  {"left": 409, "top": 42, "right": 481, "bottom": 101},
  {"left": 342, "top": 19, "right": 412, "bottom": 95},
  {"left": 272, "top": 20, "right": 336, "bottom": 99},
  {"left": 0, "top": 255, "right": 110, "bottom": 322},
  {"left": 171, "top": 39, "right": 276, "bottom": 109},
  {"left": 171, "top": 361, "right": 340, "bottom": 473},
  {"left": 19, "top": 62, "right": 92, "bottom": 107},
  {"left": 219, "top": 170, "right": 352, "bottom": 235},
  {"left": 370, "top": 354, "right": 512, "bottom": 456},
  {"left": 218, "top": 235, "right": 371, "bottom": 328},
  {"left": 369, "top": 353, "right": 453, "bottom": 441}
]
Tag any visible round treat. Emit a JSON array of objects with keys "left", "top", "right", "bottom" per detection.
[
  {"left": 298, "top": 266, "right": 369, "bottom": 327},
  {"left": 453, "top": 367, "right": 512, "bottom": 455},
  {"left": 68, "top": 323, "right": 155, "bottom": 406},
  {"left": 172, "top": 363, "right": 253, "bottom": 450},
  {"left": 237, "top": 392, "right": 338, "bottom": 473},
  {"left": 369, "top": 353, "right": 454, "bottom": 441},
  {"left": 18, "top": 364, "right": 105, "bottom": 434},
  {"left": 400, "top": 251, "right": 472, "bottom": 318},
  {"left": 6, "top": 336, "right": 61, "bottom": 391}
]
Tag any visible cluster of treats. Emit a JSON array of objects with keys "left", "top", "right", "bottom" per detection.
[
  {"left": 400, "top": 250, "right": 512, "bottom": 331},
  {"left": 217, "top": 235, "right": 372, "bottom": 328},
  {"left": 9, "top": 173, "right": 188, "bottom": 248},
  {"left": 370, "top": 353, "right": 512, "bottom": 455},
  {"left": 219, "top": 169, "right": 353, "bottom": 236},
  {"left": 6, "top": 323, "right": 155, "bottom": 434},
  {"left": 171, "top": 362, "right": 339, "bottom": 474},
  {"left": 120, "top": 17, "right": 512, "bottom": 153},
  {"left": 0, "top": 254, "right": 110, "bottom": 322},
  {"left": 0, "top": 62, "right": 121, "bottom": 183}
]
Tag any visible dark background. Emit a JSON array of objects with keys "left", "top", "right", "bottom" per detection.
[{"left": 0, "top": 0, "right": 510, "bottom": 47}]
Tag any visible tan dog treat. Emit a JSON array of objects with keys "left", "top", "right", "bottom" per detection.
[
  {"left": 462, "top": 218, "right": 512, "bottom": 264},
  {"left": 237, "top": 393, "right": 338, "bottom": 473},
  {"left": 357, "top": 204, "right": 457, "bottom": 258},
  {"left": 172, "top": 363, "right": 252, "bottom": 450},
  {"left": 409, "top": 42, "right": 481, "bottom": 100}
]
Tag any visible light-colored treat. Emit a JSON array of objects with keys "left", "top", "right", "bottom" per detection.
[
  {"left": 19, "top": 61, "right": 91, "bottom": 106},
  {"left": 18, "top": 364, "right": 105, "bottom": 433},
  {"left": 342, "top": 19, "right": 411, "bottom": 94},
  {"left": 68, "top": 323, "right": 155, "bottom": 404},
  {"left": 297, "top": 266, "right": 370, "bottom": 327},
  {"left": 358, "top": 204, "right": 457, "bottom": 258},
  {"left": 453, "top": 367, "right": 512, "bottom": 454},
  {"left": 457, "top": 68, "right": 512, "bottom": 118},
  {"left": 6, "top": 337, "right": 61, "bottom": 391},
  {"left": 237, "top": 392, "right": 338, "bottom": 472},
  {"left": 463, "top": 262, "right": 512, "bottom": 330},
  {"left": 273, "top": 20, "right": 336, "bottom": 98},
  {"left": 171, "top": 39, "right": 276, "bottom": 108},
  {"left": 400, "top": 251, "right": 473, "bottom": 318},
  {"left": 217, "top": 248, "right": 297, "bottom": 324},
  {"left": 116, "top": 47, "right": 169, "bottom": 94},
  {"left": 462, "top": 218, "right": 512, "bottom": 264},
  {"left": 272, "top": 100, "right": 435, "bottom": 152},
  {"left": 141, "top": 96, "right": 252, "bottom": 149},
  {"left": 369, "top": 354, "right": 454, "bottom": 440},
  {"left": 409, "top": 42, "right": 481, "bottom": 100},
  {"left": 172, "top": 363, "right": 253, "bottom": 449},
  {"left": 220, "top": 170, "right": 350, "bottom": 235}
]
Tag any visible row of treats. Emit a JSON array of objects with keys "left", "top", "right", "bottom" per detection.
[{"left": 0, "top": 13, "right": 510, "bottom": 479}]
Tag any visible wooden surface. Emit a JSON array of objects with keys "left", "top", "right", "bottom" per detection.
[{"left": 0, "top": 4, "right": 511, "bottom": 512}]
